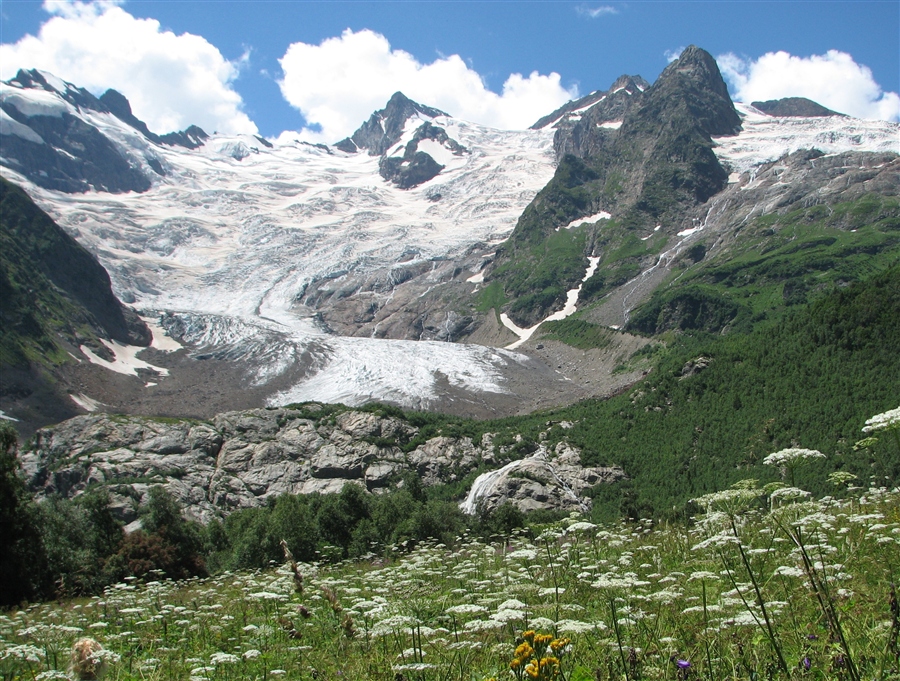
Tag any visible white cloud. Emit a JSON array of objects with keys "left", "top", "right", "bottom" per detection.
[
  {"left": 718, "top": 50, "right": 899, "bottom": 122},
  {"left": 277, "top": 28, "right": 577, "bottom": 143},
  {"left": 0, "top": 0, "right": 256, "bottom": 135},
  {"left": 664, "top": 47, "right": 685, "bottom": 64},
  {"left": 577, "top": 5, "right": 619, "bottom": 18}
]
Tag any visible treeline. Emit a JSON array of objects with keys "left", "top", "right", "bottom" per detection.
[
  {"left": 564, "top": 264, "right": 900, "bottom": 519},
  {"left": 1, "top": 427, "right": 530, "bottom": 607}
]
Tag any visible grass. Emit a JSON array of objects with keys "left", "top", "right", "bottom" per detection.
[{"left": 2, "top": 470, "right": 898, "bottom": 680}]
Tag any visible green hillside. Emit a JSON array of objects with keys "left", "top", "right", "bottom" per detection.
[{"left": 0, "top": 177, "right": 148, "bottom": 370}]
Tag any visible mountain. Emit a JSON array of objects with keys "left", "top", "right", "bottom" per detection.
[
  {"left": 0, "top": 177, "right": 150, "bottom": 426},
  {"left": 0, "top": 48, "right": 897, "bottom": 442},
  {"left": 751, "top": 96, "right": 844, "bottom": 117},
  {"left": 0, "top": 69, "right": 207, "bottom": 193},
  {"left": 336, "top": 91, "right": 469, "bottom": 189}
]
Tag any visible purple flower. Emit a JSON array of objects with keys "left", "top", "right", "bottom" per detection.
[
  {"left": 676, "top": 659, "right": 691, "bottom": 669},
  {"left": 802, "top": 657, "right": 811, "bottom": 670}
]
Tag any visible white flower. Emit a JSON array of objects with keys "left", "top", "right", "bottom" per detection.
[
  {"left": 862, "top": 407, "right": 900, "bottom": 433},
  {"left": 210, "top": 652, "right": 240, "bottom": 665},
  {"left": 249, "top": 591, "right": 286, "bottom": 600},
  {"left": 445, "top": 604, "right": 487, "bottom": 615},
  {"left": 555, "top": 619, "right": 599, "bottom": 634},
  {"left": 763, "top": 448, "right": 825, "bottom": 466},
  {"left": 773, "top": 565, "right": 805, "bottom": 578},
  {"left": 497, "top": 598, "right": 527, "bottom": 610},
  {"left": 242, "top": 649, "right": 261, "bottom": 660}
]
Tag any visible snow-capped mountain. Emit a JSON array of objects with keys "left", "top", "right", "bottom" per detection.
[{"left": 1, "top": 48, "right": 898, "bottom": 432}]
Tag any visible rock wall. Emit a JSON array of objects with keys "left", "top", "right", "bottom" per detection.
[{"left": 21, "top": 406, "right": 625, "bottom": 525}]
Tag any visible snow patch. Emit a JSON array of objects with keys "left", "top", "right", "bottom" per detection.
[
  {"left": 0, "top": 84, "right": 68, "bottom": 118},
  {"left": 560, "top": 211, "right": 612, "bottom": 231},
  {"left": 0, "top": 410, "right": 19, "bottom": 422},
  {"left": 676, "top": 226, "right": 703, "bottom": 238},
  {"left": 416, "top": 138, "right": 464, "bottom": 169},
  {"left": 71, "top": 393, "right": 103, "bottom": 412},
  {"left": 80, "top": 339, "right": 170, "bottom": 378},
  {"left": 141, "top": 316, "right": 183, "bottom": 352},
  {"left": 598, "top": 120, "right": 623, "bottom": 130},
  {"left": 503, "top": 256, "right": 600, "bottom": 350}
]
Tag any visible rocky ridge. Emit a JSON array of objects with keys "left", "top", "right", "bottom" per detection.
[
  {"left": 0, "top": 69, "right": 207, "bottom": 192},
  {"left": 21, "top": 407, "right": 624, "bottom": 525}
]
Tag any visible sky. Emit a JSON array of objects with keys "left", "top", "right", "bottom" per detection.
[{"left": 1, "top": 0, "right": 898, "bottom": 143}]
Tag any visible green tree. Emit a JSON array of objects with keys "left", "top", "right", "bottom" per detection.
[{"left": 0, "top": 421, "right": 47, "bottom": 606}]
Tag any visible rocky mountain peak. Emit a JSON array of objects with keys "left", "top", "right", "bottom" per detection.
[
  {"left": 334, "top": 91, "right": 448, "bottom": 155},
  {"left": 645, "top": 45, "right": 741, "bottom": 136},
  {"left": 608, "top": 73, "right": 650, "bottom": 94},
  {"left": 8, "top": 68, "right": 108, "bottom": 114},
  {"left": 751, "top": 97, "right": 845, "bottom": 118}
]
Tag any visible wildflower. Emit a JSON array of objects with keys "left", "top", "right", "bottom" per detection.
[
  {"left": 674, "top": 658, "right": 691, "bottom": 679},
  {"left": 862, "top": 406, "right": 900, "bottom": 433},
  {"left": 763, "top": 448, "right": 825, "bottom": 486},
  {"left": 827, "top": 471, "right": 858, "bottom": 488},
  {"left": 446, "top": 604, "right": 488, "bottom": 615}
]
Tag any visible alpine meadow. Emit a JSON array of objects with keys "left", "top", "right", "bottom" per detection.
[{"left": 0, "top": 24, "right": 898, "bottom": 681}]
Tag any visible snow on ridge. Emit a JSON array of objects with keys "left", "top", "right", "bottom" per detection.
[
  {"left": 0, "top": 83, "right": 68, "bottom": 118},
  {"left": 714, "top": 102, "right": 900, "bottom": 174}
]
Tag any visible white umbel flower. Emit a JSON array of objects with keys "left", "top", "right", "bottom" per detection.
[{"left": 862, "top": 407, "right": 900, "bottom": 433}]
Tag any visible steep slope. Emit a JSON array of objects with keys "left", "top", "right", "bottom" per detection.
[
  {"left": 0, "top": 177, "right": 149, "bottom": 427},
  {"left": 0, "top": 69, "right": 205, "bottom": 192},
  {"left": 485, "top": 46, "right": 743, "bottom": 326},
  {"left": 1, "top": 73, "right": 589, "bottom": 426},
  {"left": 482, "top": 47, "right": 898, "bottom": 336},
  {"left": 0, "top": 56, "right": 897, "bottom": 431}
]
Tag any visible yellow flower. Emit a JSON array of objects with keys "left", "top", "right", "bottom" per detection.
[
  {"left": 550, "top": 637, "right": 571, "bottom": 655},
  {"left": 514, "top": 642, "right": 534, "bottom": 660}
]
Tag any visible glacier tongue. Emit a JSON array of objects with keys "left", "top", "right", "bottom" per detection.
[{"left": 1, "top": 88, "right": 558, "bottom": 411}]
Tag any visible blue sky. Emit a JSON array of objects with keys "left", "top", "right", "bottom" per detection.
[{"left": 1, "top": 1, "right": 898, "bottom": 140}]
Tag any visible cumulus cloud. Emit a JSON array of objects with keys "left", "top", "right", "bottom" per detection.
[
  {"left": 718, "top": 50, "right": 899, "bottom": 122},
  {"left": 577, "top": 5, "right": 619, "bottom": 18},
  {"left": 0, "top": 0, "right": 256, "bottom": 135},
  {"left": 277, "top": 28, "right": 577, "bottom": 143}
]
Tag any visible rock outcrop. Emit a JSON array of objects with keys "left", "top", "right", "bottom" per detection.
[
  {"left": 751, "top": 97, "right": 843, "bottom": 118},
  {"left": 1, "top": 69, "right": 207, "bottom": 193},
  {"left": 21, "top": 406, "right": 624, "bottom": 524}
]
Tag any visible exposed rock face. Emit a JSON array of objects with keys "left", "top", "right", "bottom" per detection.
[
  {"left": 459, "top": 442, "right": 625, "bottom": 514},
  {"left": 334, "top": 92, "right": 466, "bottom": 189},
  {"left": 751, "top": 97, "right": 843, "bottom": 118},
  {"left": 487, "top": 46, "right": 744, "bottom": 327},
  {"left": 335, "top": 92, "right": 447, "bottom": 155},
  {"left": 100, "top": 89, "right": 209, "bottom": 150},
  {"left": 1, "top": 69, "right": 208, "bottom": 193},
  {"left": 21, "top": 407, "right": 621, "bottom": 523},
  {"left": 379, "top": 121, "right": 468, "bottom": 188},
  {"left": 534, "top": 74, "right": 651, "bottom": 162}
]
